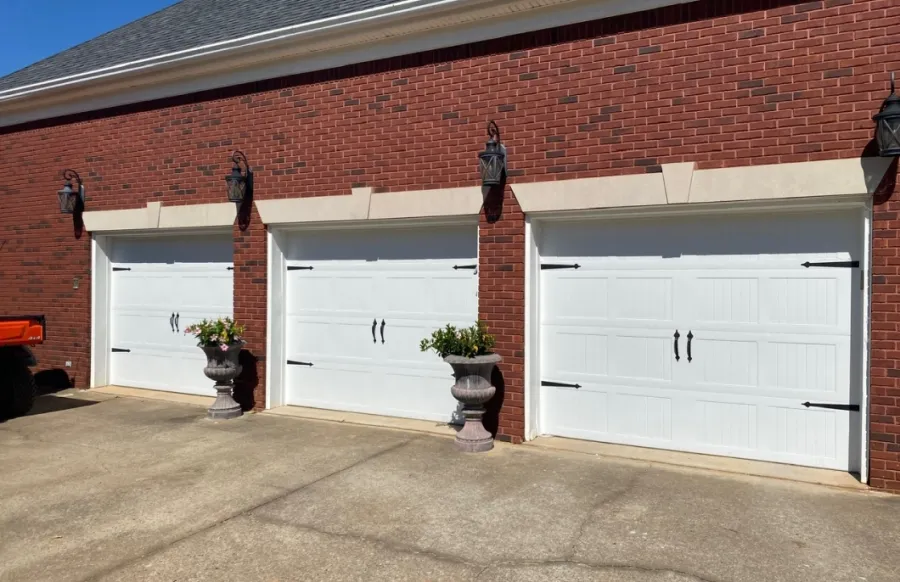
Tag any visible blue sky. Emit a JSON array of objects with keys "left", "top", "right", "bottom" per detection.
[{"left": 2, "top": 0, "right": 180, "bottom": 77}]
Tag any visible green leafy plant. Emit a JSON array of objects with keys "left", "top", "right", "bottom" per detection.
[
  {"left": 185, "top": 317, "right": 245, "bottom": 349},
  {"left": 420, "top": 321, "right": 495, "bottom": 358}
]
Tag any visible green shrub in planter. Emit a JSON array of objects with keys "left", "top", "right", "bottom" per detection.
[{"left": 419, "top": 320, "right": 495, "bottom": 359}]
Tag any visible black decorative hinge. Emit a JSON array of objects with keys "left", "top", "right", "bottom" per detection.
[
  {"left": 227, "top": 266, "right": 234, "bottom": 270},
  {"left": 453, "top": 264, "right": 477, "bottom": 270},
  {"left": 802, "top": 401, "right": 860, "bottom": 412},
  {"left": 801, "top": 261, "right": 859, "bottom": 269},
  {"left": 288, "top": 266, "right": 314, "bottom": 271},
  {"left": 111, "top": 348, "right": 131, "bottom": 353},
  {"left": 541, "top": 380, "right": 581, "bottom": 389},
  {"left": 112, "top": 267, "right": 131, "bottom": 272},
  {"left": 541, "top": 263, "right": 581, "bottom": 270},
  {"left": 287, "top": 360, "right": 314, "bottom": 367}
]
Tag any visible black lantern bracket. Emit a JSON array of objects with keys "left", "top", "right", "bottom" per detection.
[
  {"left": 874, "top": 72, "right": 900, "bottom": 158},
  {"left": 57, "top": 169, "right": 85, "bottom": 215}
]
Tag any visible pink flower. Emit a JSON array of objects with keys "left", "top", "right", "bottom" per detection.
[{"left": 220, "top": 343, "right": 229, "bottom": 351}]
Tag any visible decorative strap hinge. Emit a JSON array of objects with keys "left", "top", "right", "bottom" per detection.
[
  {"left": 541, "top": 380, "right": 581, "bottom": 389},
  {"left": 541, "top": 263, "right": 581, "bottom": 270},
  {"left": 801, "top": 261, "right": 859, "bottom": 269}
]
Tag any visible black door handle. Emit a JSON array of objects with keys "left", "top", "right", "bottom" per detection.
[
  {"left": 380, "top": 319, "right": 386, "bottom": 344},
  {"left": 170, "top": 313, "right": 176, "bottom": 333},
  {"left": 674, "top": 330, "right": 680, "bottom": 361},
  {"left": 371, "top": 319, "right": 377, "bottom": 343},
  {"left": 687, "top": 331, "right": 693, "bottom": 363},
  {"left": 175, "top": 313, "right": 179, "bottom": 332}
]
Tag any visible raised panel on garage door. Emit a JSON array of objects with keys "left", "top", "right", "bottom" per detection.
[
  {"left": 285, "top": 226, "right": 477, "bottom": 422},
  {"left": 539, "top": 211, "right": 861, "bottom": 471},
  {"left": 109, "top": 235, "right": 233, "bottom": 396}
]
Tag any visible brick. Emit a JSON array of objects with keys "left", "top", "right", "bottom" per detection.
[{"left": 1, "top": 0, "right": 898, "bottom": 491}]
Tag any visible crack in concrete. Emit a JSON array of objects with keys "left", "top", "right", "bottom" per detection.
[
  {"left": 81, "top": 436, "right": 419, "bottom": 581},
  {"left": 253, "top": 512, "right": 482, "bottom": 570},
  {"left": 566, "top": 469, "right": 645, "bottom": 560},
  {"left": 481, "top": 558, "right": 722, "bottom": 582},
  {"left": 239, "top": 469, "right": 717, "bottom": 582}
]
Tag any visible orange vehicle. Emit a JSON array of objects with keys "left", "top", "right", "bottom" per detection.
[{"left": 0, "top": 315, "right": 45, "bottom": 418}]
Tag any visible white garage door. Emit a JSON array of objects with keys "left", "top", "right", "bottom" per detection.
[
  {"left": 284, "top": 225, "right": 478, "bottom": 422},
  {"left": 109, "top": 235, "right": 233, "bottom": 396},
  {"left": 539, "top": 210, "right": 862, "bottom": 471}
]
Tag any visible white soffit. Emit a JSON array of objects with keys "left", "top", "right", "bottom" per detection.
[
  {"left": 512, "top": 158, "right": 895, "bottom": 213},
  {"left": 255, "top": 186, "right": 483, "bottom": 225},
  {"left": 82, "top": 201, "right": 236, "bottom": 232}
]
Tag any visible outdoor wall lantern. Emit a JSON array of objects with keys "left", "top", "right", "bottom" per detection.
[
  {"left": 478, "top": 120, "right": 506, "bottom": 188},
  {"left": 874, "top": 72, "right": 900, "bottom": 157},
  {"left": 57, "top": 169, "right": 84, "bottom": 214},
  {"left": 224, "top": 150, "right": 252, "bottom": 203}
]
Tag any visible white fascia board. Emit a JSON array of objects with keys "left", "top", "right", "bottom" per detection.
[{"left": 0, "top": 0, "right": 692, "bottom": 127}]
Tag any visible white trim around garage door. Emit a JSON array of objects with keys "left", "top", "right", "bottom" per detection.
[
  {"left": 523, "top": 196, "right": 873, "bottom": 480},
  {"left": 260, "top": 185, "right": 484, "bottom": 410},
  {"left": 87, "top": 201, "right": 235, "bottom": 389}
]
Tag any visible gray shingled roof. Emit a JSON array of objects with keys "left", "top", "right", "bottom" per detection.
[{"left": 0, "top": 0, "right": 400, "bottom": 92}]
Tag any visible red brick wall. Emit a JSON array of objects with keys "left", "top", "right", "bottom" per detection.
[
  {"left": 1, "top": 0, "right": 898, "bottom": 481},
  {"left": 869, "top": 160, "right": 900, "bottom": 491}
]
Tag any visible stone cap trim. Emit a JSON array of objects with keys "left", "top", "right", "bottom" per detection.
[
  {"left": 255, "top": 186, "right": 483, "bottom": 225},
  {"left": 82, "top": 201, "right": 236, "bottom": 233},
  {"left": 511, "top": 157, "right": 894, "bottom": 214}
]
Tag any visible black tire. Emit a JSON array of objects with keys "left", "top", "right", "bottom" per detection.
[{"left": 1, "top": 367, "right": 37, "bottom": 419}]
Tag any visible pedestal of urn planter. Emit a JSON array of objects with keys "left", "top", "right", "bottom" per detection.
[
  {"left": 201, "top": 344, "right": 243, "bottom": 420},
  {"left": 445, "top": 353, "right": 502, "bottom": 452}
]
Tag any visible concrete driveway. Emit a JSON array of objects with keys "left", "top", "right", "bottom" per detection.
[{"left": 1, "top": 391, "right": 898, "bottom": 582}]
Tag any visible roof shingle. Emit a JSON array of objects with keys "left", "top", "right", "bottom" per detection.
[{"left": 0, "top": 0, "right": 400, "bottom": 92}]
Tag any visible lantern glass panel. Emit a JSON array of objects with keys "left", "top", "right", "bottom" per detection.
[
  {"left": 57, "top": 184, "right": 77, "bottom": 214},
  {"left": 479, "top": 138, "right": 506, "bottom": 187},
  {"left": 225, "top": 175, "right": 246, "bottom": 203},
  {"left": 876, "top": 113, "right": 900, "bottom": 157}
]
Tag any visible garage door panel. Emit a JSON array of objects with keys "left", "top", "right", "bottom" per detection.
[
  {"left": 539, "top": 211, "right": 860, "bottom": 471},
  {"left": 112, "top": 236, "right": 233, "bottom": 265},
  {"left": 283, "top": 225, "right": 477, "bottom": 422},
  {"left": 762, "top": 276, "right": 850, "bottom": 329},
  {"left": 288, "top": 317, "right": 375, "bottom": 361},
  {"left": 109, "top": 235, "right": 233, "bottom": 396},
  {"left": 611, "top": 393, "right": 673, "bottom": 442},
  {"left": 610, "top": 276, "right": 675, "bottom": 321},
  {"left": 544, "top": 385, "right": 610, "bottom": 440},
  {"left": 542, "top": 275, "right": 609, "bottom": 320},
  {"left": 286, "top": 365, "right": 379, "bottom": 410},
  {"left": 542, "top": 328, "right": 608, "bottom": 377},
  {"left": 610, "top": 333, "right": 676, "bottom": 383},
  {"left": 289, "top": 272, "right": 377, "bottom": 314},
  {"left": 541, "top": 212, "right": 859, "bottom": 260}
]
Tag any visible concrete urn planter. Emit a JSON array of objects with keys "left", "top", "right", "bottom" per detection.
[
  {"left": 201, "top": 343, "right": 243, "bottom": 420},
  {"left": 445, "top": 353, "right": 502, "bottom": 452}
]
